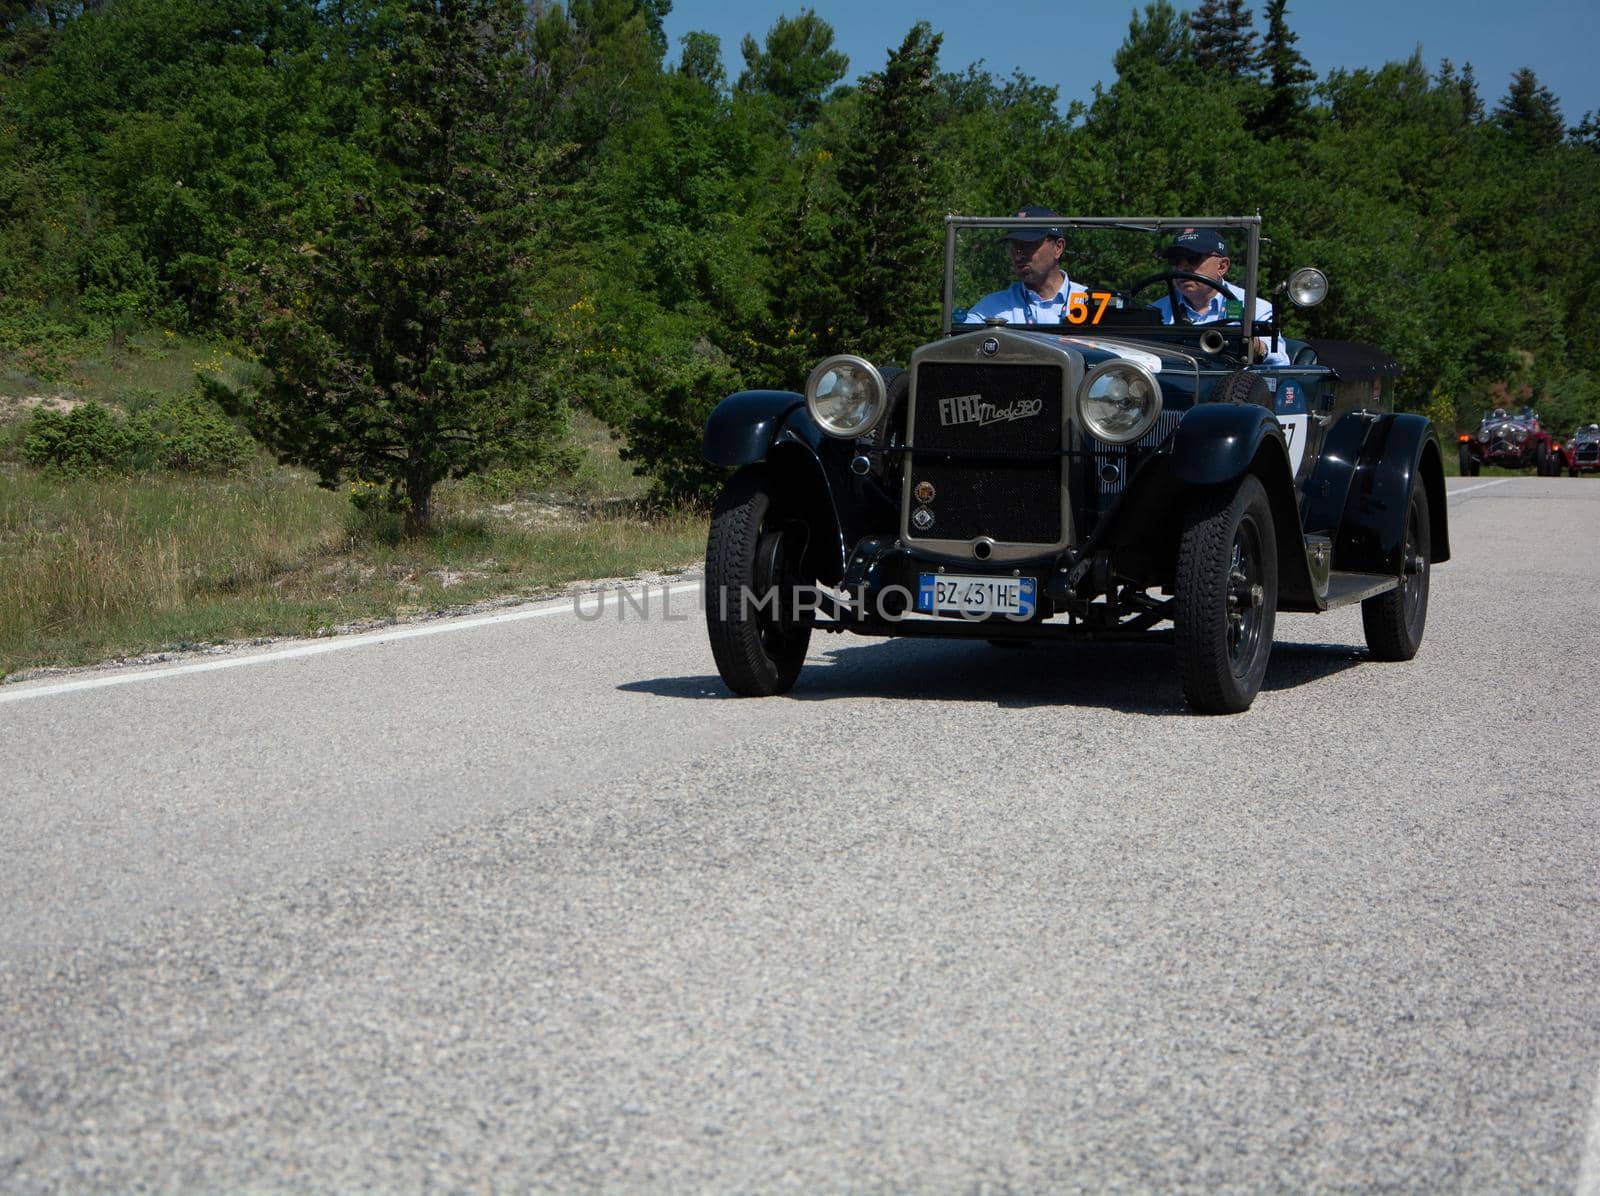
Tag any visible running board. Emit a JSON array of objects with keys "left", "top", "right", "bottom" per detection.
[{"left": 1322, "top": 571, "right": 1398, "bottom": 609}]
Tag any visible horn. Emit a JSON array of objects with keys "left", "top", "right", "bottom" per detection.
[{"left": 1198, "top": 328, "right": 1227, "bottom": 355}]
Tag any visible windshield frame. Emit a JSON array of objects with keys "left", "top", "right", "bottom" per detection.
[{"left": 942, "top": 214, "right": 1263, "bottom": 349}]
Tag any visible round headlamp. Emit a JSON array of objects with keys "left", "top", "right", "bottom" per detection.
[
  {"left": 1077, "top": 360, "right": 1163, "bottom": 444},
  {"left": 1287, "top": 267, "right": 1329, "bottom": 308},
  {"left": 805, "top": 355, "right": 886, "bottom": 439}
]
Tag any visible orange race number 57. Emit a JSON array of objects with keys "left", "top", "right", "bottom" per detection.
[{"left": 1066, "top": 292, "right": 1114, "bottom": 325}]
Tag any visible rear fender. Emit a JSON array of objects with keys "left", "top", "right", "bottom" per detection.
[
  {"left": 1300, "top": 411, "right": 1379, "bottom": 537},
  {"left": 1333, "top": 414, "right": 1452, "bottom": 573}
]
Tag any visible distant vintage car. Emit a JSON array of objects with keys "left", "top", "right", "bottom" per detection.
[
  {"left": 1457, "top": 407, "right": 1563, "bottom": 476},
  {"left": 700, "top": 215, "right": 1449, "bottom": 714},
  {"left": 1562, "top": 423, "right": 1600, "bottom": 477}
]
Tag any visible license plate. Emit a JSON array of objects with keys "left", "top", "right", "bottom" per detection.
[{"left": 916, "top": 574, "right": 1037, "bottom": 617}]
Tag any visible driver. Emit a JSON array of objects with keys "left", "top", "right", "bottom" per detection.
[
  {"left": 963, "top": 206, "right": 1087, "bottom": 326},
  {"left": 1149, "top": 228, "right": 1289, "bottom": 366}
]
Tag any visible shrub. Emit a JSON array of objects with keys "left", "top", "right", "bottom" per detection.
[
  {"left": 22, "top": 394, "right": 254, "bottom": 476},
  {"left": 135, "top": 394, "right": 255, "bottom": 474},
  {"left": 22, "top": 402, "right": 133, "bottom": 473}
]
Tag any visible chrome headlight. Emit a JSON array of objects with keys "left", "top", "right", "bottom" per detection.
[
  {"left": 1077, "top": 360, "right": 1163, "bottom": 444},
  {"left": 1287, "top": 267, "right": 1329, "bottom": 307},
  {"left": 805, "top": 355, "right": 886, "bottom": 439}
]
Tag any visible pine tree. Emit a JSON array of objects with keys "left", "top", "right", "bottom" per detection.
[
  {"left": 1255, "top": 0, "right": 1314, "bottom": 139},
  {"left": 735, "top": 8, "right": 849, "bottom": 134},
  {"left": 1494, "top": 67, "right": 1564, "bottom": 149},
  {"left": 1113, "top": 0, "right": 1194, "bottom": 84},
  {"left": 833, "top": 21, "right": 944, "bottom": 361},
  {"left": 1190, "top": 0, "right": 1257, "bottom": 79},
  {"left": 1457, "top": 61, "right": 1484, "bottom": 122},
  {"left": 1573, "top": 111, "right": 1600, "bottom": 150},
  {"left": 247, "top": 0, "right": 561, "bottom": 536}
]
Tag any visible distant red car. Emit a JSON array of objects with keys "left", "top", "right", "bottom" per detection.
[
  {"left": 1457, "top": 408, "right": 1563, "bottom": 476},
  {"left": 1562, "top": 424, "right": 1600, "bottom": 477}
]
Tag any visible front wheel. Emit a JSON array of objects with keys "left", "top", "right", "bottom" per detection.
[
  {"left": 1458, "top": 443, "right": 1478, "bottom": 477},
  {"left": 1536, "top": 442, "right": 1552, "bottom": 476},
  {"left": 1174, "top": 475, "right": 1278, "bottom": 714},
  {"left": 1361, "top": 481, "right": 1431, "bottom": 661},
  {"left": 705, "top": 465, "right": 814, "bottom": 696}
]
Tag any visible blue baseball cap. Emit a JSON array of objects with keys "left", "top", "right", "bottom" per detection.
[
  {"left": 1000, "top": 205, "right": 1064, "bottom": 243},
  {"left": 1162, "top": 227, "right": 1228, "bottom": 258}
]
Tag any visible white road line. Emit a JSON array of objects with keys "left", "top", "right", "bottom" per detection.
[
  {"left": 1449, "top": 479, "right": 1515, "bottom": 497},
  {"left": 1579, "top": 1064, "right": 1600, "bottom": 1196},
  {"left": 0, "top": 581, "right": 704, "bottom": 706}
]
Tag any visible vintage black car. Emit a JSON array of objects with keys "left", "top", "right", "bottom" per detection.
[
  {"left": 1457, "top": 407, "right": 1563, "bottom": 476},
  {"left": 700, "top": 215, "right": 1449, "bottom": 713},
  {"left": 1562, "top": 423, "right": 1600, "bottom": 477}
]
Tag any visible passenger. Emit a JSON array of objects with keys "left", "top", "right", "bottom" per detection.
[
  {"left": 963, "top": 206, "right": 1087, "bottom": 326},
  {"left": 1149, "top": 228, "right": 1289, "bottom": 366}
]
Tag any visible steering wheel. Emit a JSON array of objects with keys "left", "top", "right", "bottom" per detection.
[{"left": 1124, "top": 269, "right": 1234, "bottom": 324}]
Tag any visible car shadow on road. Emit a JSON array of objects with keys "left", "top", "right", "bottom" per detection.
[{"left": 619, "top": 636, "right": 1366, "bottom": 714}]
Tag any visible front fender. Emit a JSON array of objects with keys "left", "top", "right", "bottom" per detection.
[
  {"left": 1169, "top": 401, "right": 1286, "bottom": 486},
  {"left": 704, "top": 397, "right": 860, "bottom": 585},
  {"left": 1335, "top": 413, "right": 1451, "bottom": 573},
  {"left": 703, "top": 390, "right": 805, "bottom": 466}
]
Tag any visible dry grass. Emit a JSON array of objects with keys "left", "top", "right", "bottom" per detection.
[
  {"left": 0, "top": 334, "right": 708, "bottom": 680},
  {"left": 0, "top": 464, "right": 707, "bottom": 679}
]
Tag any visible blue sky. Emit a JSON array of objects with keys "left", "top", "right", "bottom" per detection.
[{"left": 660, "top": 0, "right": 1599, "bottom": 124}]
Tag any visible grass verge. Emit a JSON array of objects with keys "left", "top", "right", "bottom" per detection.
[{"left": 0, "top": 463, "right": 706, "bottom": 681}]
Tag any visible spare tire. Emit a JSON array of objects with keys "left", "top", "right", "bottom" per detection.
[{"left": 1213, "top": 370, "right": 1273, "bottom": 409}]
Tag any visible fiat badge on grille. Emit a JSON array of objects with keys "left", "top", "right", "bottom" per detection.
[{"left": 981, "top": 337, "right": 1000, "bottom": 356}]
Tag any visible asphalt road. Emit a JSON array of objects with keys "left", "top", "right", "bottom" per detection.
[{"left": 2, "top": 475, "right": 1598, "bottom": 1192}]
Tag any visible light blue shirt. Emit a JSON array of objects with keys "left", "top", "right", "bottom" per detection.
[
  {"left": 963, "top": 275, "right": 1088, "bottom": 326},
  {"left": 1151, "top": 280, "right": 1290, "bottom": 367}
]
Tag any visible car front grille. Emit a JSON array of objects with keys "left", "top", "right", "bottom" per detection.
[
  {"left": 1577, "top": 443, "right": 1599, "bottom": 464},
  {"left": 907, "top": 362, "right": 1064, "bottom": 546}
]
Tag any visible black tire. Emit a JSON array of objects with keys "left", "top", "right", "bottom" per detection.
[
  {"left": 1572, "top": 466, "right": 1580, "bottom": 478},
  {"left": 1214, "top": 370, "right": 1272, "bottom": 408},
  {"left": 705, "top": 465, "right": 813, "bottom": 696},
  {"left": 1361, "top": 480, "right": 1431, "bottom": 661},
  {"left": 1536, "top": 442, "right": 1552, "bottom": 476},
  {"left": 1174, "top": 474, "right": 1278, "bottom": 714},
  {"left": 1458, "top": 442, "right": 1474, "bottom": 477}
]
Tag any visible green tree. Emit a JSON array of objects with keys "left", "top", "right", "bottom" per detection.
[
  {"left": 526, "top": 0, "right": 671, "bottom": 168},
  {"left": 676, "top": 29, "right": 725, "bottom": 91},
  {"left": 1112, "top": 0, "right": 1194, "bottom": 85},
  {"left": 246, "top": 0, "right": 561, "bottom": 535},
  {"left": 735, "top": 8, "right": 849, "bottom": 135},
  {"left": 1494, "top": 66, "right": 1564, "bottom": 149},
  {"left": 813, "top": 21, "right": 944, "bottom": 363},
  {"left": 1190, "top": 0, "right": 1257, "bottom": 79},
  {"left": 1255, "top": 0, "right": 1314, "bottom": 139}
]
